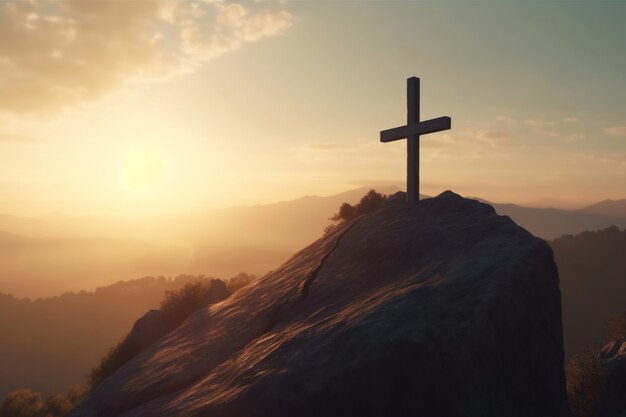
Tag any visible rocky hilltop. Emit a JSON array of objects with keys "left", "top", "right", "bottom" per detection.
[{"left": 72, "top": 191, "right": 569, "bottom": 417}]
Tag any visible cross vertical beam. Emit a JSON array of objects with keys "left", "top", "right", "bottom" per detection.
[
  {"left": 379, "top": 77, "right": 451, "bottom": 205},
  {"left": 407, "top": 77, "right": 420, "bottom": 204}
]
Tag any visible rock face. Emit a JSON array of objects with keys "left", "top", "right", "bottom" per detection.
[
  {"left": 599, "top": 339, "right": 626, "bottom": 415},
  {"left": 123, "top": 279, "right": 229, "bottom": 356},
  {"left": 125, "top": 309, "right": 165, "bottom": 353},
  {"left": 600, "top": 339, "right": 626, "bottom": 364},
  {"left": 71, "top": 191, "right": 569, "bottom": 417}
]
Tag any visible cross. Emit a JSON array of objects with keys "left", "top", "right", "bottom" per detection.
[{"left": 380, "top": 77, "right": 451, "bottom": 204}]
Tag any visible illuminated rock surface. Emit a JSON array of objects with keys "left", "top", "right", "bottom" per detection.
[{"left": 72, "top": 191, "right": 569, "bottom": 417}]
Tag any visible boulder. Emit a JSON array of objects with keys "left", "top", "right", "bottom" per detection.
[
  {"left": 125, "top": 309, "right": 165, "bottom": 353},
  {"left": 72, "top": 191, "right": 569, "bottom": 417}
]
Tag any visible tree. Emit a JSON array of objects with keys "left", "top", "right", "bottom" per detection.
[
  {"left": 160, "top": 279, "right": 228, "bottom": 327},
  {"left": 330, "top": 203, "right": 357, "bottom": 223},
  {"left": 65, "top": 386, "right": 87, "bottom": 408},
  {"left": 327, "top": 190, "right": 388, "bottom": 232},
  {"left": 0, "top": 385, "right": 87, "bottom": 417},
  {"left": 89, "top": 279, "right": 229, "bottom": 391},
  {"left": 227, "top": 272, "right": 256, "bottom": 294},
  {"left": 355, "top": 189, "right": 387, "bottom": 217},
  {"left": 566, "top": 350, "right": 607, "bottom": 417},
  {"left": 41, "top": 395, "right": 73, "bottom": 417},
  {"left": 0, "top": 389, "right": 43, "bottom": 417},
  {"left": 88, "top": 334, "right": 137, "bottom": 390}
]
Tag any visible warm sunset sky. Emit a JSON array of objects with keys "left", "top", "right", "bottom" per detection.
[{"left": 0, "top": 0, "right": 624, "bottom": 216}]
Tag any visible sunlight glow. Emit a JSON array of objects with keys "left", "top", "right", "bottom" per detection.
[{"left": 122, "top": 147, "right": 166, "bottom": 194}]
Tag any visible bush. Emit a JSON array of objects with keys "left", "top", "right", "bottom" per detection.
[
  {"left": 325, "top": 190, "right": 388, "bottom": 234},
  {"left": 42, "top": 395, "right": 73, "bottom": 417},
  {"left": 88, "top": 333, "right": 137, "bottom": 390},
  {"left": 566, "top": 350, "right": 608, "bottom": 417},
  {"left": 0, "top": 389, "right": 43, "bottom": 417},
  {"left": 88, "top": 278, "right": 229, "bottom": 391},
  {"left": 0, "top": 386, "right": 85, "bottom": 417},
  {"left": 160, "top": 279, "right": 227, "bottom": 327},
  {"left": 227, "top": 272, "right": 256, "bottom": 294}
]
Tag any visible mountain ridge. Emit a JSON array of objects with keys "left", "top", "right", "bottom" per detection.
[
  {"left": 0, "top": 275, "right": 215, "bottom": 399},
  {"left": 72, "top": 191, "right": 569, "bottom": 417},
  {"left": 1, "top": 186, "right": 624, "bottom": 299}
]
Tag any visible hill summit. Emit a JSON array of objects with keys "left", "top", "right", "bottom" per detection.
[{"left": 72, "top": 191, "right": 569, "bottom": 417}]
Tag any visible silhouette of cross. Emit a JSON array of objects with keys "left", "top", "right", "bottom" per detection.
[{"left": 380, "top": 77, "right": 451, "bottom": 204}]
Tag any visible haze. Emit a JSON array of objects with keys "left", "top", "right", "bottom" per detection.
[
  {"left": 0, "top": 0, "right": 624, "bottom": 218},
  {"left": 0, "top": 1, "right": 625, "bottom": 298}
]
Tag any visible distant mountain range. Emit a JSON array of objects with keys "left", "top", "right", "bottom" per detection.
[
  {"left": 0, "top": 187, "right": 623, "bottom": 298},
  {"left": 0, "top": 275, "right": 206, "bottom": 400},
  {"left": 0, "top": 229, "right": 190, "bottom": 298},
  {"left": 551, "top": 226, "right": 626, "bottom": 358},
  {"left": 576, "top": 198, "right": 626, "bottom": 218},
  {"left": 489, "top": 200, "right": 626, "bottom": 240},
  {"left": 0, "top": 190, "right": 623, "bottom": 402}
]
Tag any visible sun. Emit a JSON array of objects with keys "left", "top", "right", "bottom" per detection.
[{"left": 122, "top": 147, "right": 166, "bottom": 192}]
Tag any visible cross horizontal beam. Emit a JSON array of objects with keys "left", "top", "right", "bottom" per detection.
[
  {"left": 416, "top": 116, "right": 451, "bottom": 136},
  {"left": 379, "top": 125, "right": 407, "bottom": 143},
  {"left": 380, "top": 116, "right": 452, "bottom": 143}
]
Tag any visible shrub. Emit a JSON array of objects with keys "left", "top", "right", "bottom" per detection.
[
  {"left": 41, "top": 394, "right": 73, "bottom": 417},
  {"left": 0, "top": 386, "right": 86, "bottom": 417},
  {"left": 88, "top": 333, "right": 137, "bottom": 390},
  {"left": 566, "top": 350, "right": 608, "bottom": 417},
  {"left": 160, "top": 279, "right": 227, "bottom": 328},
  {"left": 227, "top": 272, "right": 256, "bottom": 294},
  {"left": 331, "top": 202, "right": 357, "bottom": 223},
  {"left": 64, "top": 386, "right": 87, "bottom": 408},
  {"left": 0, "top": 389, "right": 43, "bottom": 417},
  {"left": 326, "top": 189, "right": 388, "bottom": 233},
  {"left": 88, "top": 278, "right": 229, "bottom": 391}
]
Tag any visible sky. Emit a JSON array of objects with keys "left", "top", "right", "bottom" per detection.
[{"left": 0, "top": 0, "right": 624, "bottom": 216}]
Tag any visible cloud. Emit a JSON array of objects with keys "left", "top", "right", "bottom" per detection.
[
  {"left": 564, "top": 133, "right": 585, "bottom": 143},
  {"left": 524, "top": 117, "right": 559, "bottom": 138},
  {"left": 420, "top": 132, "right": 483, "bottom": 159},
  {"left": 579, "top": 152, "right": 626, "bottom": 166},
  {"left": 0, "top": 0, "right": 293, "bottom": 114},
  {"left": 478, "top": 131, "right": 509, "bottom": 140},
  {"left": 475, "top": 130, "right": 516, "bottom": 149},
  {"left": 467, "top": 129, "right": 520, "bottom": 152},
  {"left": 604, "top": 126, "right": 626, "bottom": 137},
  {"left": 562, "top": 116, "right": 580, "bottom": 124},
  {"left": 495, "top": 116, "right": 518, "bottom": 126}
]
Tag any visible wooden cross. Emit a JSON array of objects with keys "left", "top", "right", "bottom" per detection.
[{"left": 380, "top": 77, "right": 451, "bottom": 204}]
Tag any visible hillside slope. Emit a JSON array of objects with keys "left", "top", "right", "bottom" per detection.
[
  {"left": 577, "top": 199, "right": 626, "bottom": 218},
  {"left": 551, "top": 227, "right": 626, "bottom": 357},
  {"left": 72, "top": 192, "right": 568, "bottom": 417},
  {"left": 0, "top": 276, "right": 210, "bottom": 399},
  {"left": 490, "top": 203, "right": 626, "bottom": 240}
]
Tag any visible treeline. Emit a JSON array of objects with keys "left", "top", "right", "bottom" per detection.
[
  {"left": 551, "top": 226, "right": 626, "bottom": 358},
  {"left": 0, "top": 386, "right": 86, "bottom": 417},
  {"left": 0, "top": 274, "right": 225, "bottom": 401},
  {"left": 1, "top": 272, "right": 256, "bottom": 417},
  {"left": 88, "top": 274, "right": 254, "bottom": 389}
]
